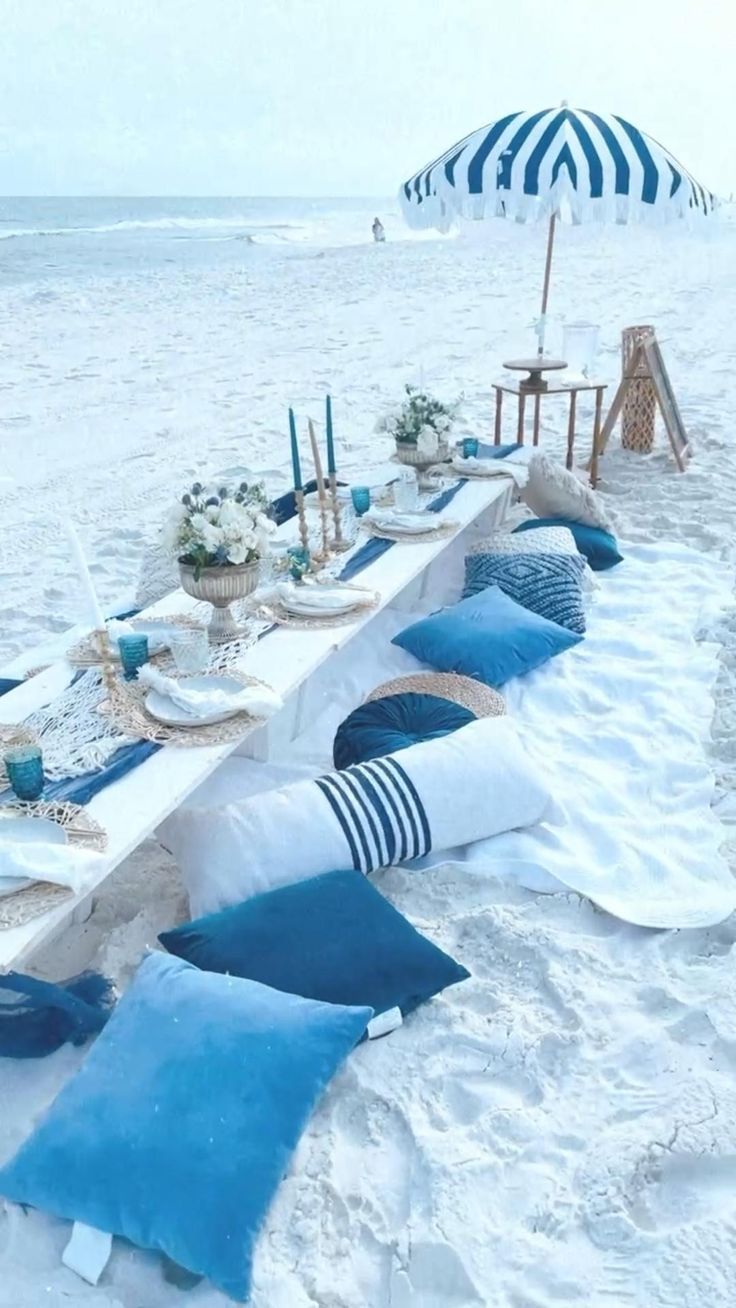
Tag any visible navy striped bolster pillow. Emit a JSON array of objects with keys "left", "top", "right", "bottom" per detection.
[{"left": 160, "top": 717, "right": 555, "bottom": 919}]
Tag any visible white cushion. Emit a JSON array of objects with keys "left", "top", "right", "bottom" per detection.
[
  {"left": 522, "top": 453, "right": 612, "bottom": 530},
  {"left": 159, "top": 717, "right": 556, "bottom": 917}
]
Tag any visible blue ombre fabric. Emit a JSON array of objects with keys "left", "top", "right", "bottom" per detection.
[
  {"left": 0, "top": 952, "right": 372, "bottom": 1301},
  {"left": 0, "top": 970, "right": 115, "bottom": 1059}
]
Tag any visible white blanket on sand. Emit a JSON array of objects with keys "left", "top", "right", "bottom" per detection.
[{"left": 166, "top": 539, "right": 736, "bottom": 930}]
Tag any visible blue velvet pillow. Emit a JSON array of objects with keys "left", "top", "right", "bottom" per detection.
[
  {"left": 463, "top": 550, "right": 587, "bottom": 634},
  {"left": 333, "top": 692, "right": 476, "bottom": 770},
  {"left": 161, "top": 868, "right": 470, "bottom": 1020},
  {"left": 0, "top": 952, "right": 371, "bottom": 1301},
  {"left": 513, "top": 517, "right": 622, "bottom": 570},
  {"left": 392, "top": 585, "right": 582, "bottom": 687}
]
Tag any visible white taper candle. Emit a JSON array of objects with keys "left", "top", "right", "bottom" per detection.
[{"left": 64, "top": 519, "right": 106, "bottom": 631}]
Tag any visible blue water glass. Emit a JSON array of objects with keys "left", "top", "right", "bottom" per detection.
[
  {"left": 351, "top": 486, "right": 371, "bottom": 516},
  {"left": 462, "top": 437, "right": 479, "bottom": 459},
  {"left": 287, "top": 544, "right": 310, "bottom": 582},
  {"left": 117, "top": 633, "right": 150, "bottom": 681},
  {"left": 4, "top": 744, "right": 44, "bottom": 802}
]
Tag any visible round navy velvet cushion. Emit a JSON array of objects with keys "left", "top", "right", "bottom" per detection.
[{"left": 333, "top": 692, "right": 476, "bottom": 770}]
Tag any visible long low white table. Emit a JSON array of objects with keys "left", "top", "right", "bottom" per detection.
[{"left": 0, "top": 477, "right": 512, "bottom": 970}]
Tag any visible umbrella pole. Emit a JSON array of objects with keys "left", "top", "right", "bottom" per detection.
[{"left": 538, "top": 212, "right": 557, "bottom": 356}]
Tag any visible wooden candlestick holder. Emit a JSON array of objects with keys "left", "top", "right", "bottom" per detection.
[
  {"left": 328, "top": 472, "right": 350, "bottom": 552},
  {"left": 95, "top": 627, "right": 118, "bottom": 692},
  {"left": 294, "top": 489, "right": 311, "bottom": 559}
]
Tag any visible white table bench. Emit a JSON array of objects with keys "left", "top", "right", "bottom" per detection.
[{"left": 0, "top": 477, "right": 511, "bottom": 970}]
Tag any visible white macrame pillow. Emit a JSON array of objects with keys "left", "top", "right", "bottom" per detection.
[
  {"left": 467, "top": 525, "right": 579, "bottom": 559},
  {"left": 522, "top": 454, "right": 613, "bottom": 531},
  {"left": 158, "top": 717, "right": 556, "bottom": 918}
]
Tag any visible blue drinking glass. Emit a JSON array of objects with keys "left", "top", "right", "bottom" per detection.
[
  {"left": 118, "top": 633, "right": 150, "bottom": 681},
  {"left": 4, "top": 745, "right": 44, "bottom": 802},
  {"left": 462, "top": 437, "right": 479, "bottom": 459},
  {"left": 351, "top": 486, "right": 371, "bottom": 516},
  {"left": 287, "top": 544, "right": 310, "bottom": 582}
]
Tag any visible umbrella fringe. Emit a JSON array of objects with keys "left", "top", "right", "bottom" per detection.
[{"left": 400, "top": 185, "right": 717, "bottom": 231}]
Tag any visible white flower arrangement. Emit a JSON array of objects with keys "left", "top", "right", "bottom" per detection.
[
  {"left": 165, "top": 480, "right": 275, "bottom": 579},
  {"left": 376, "top": 384, "right": 460, "bottom": 449}
]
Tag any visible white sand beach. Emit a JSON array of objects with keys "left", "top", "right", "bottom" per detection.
[{"left": 2, "top": 202, "right": 736, "bottom": 1308}]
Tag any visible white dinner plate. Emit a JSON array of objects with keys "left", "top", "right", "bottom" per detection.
[
  {"left": 280, "top": 588, "right": 362, "bottom": 617},
  {"left": 451, "top": 457, "right": 499, "bottom": 477},
  {"left": 145, "top": 674, "right": 245, "bottom": 728},
  {"left": 0, "top": 815, "right": 68, "bottom": 897},
  {"left": 371, "top": 512, "right": 438, "bottom": 535}
]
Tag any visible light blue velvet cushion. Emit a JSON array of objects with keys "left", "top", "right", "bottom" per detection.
[
  {"left": 332, "top": 692, "right": 476, "bottom": 770},
  {"left": 0, "top": 952, "right": 372, "bottom": 1301},
  {"left": 513, "top": 516, "right": 623, "bottom": 570},
  {"left": 161, "top": 868, "right": 470, "bottom": 1020},
  {"left": 392, "top": 585, "right": 582, "bottom": 687},
  {"left": 463, "top": 550, "right": 587, "bottom": 634}
]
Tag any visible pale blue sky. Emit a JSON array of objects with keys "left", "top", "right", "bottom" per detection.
[{"left": 1, "top": 0, "right": 731, "bottom": 196}]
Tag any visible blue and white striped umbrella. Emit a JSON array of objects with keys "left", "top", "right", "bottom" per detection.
[
  {"left": 400, "top": 105, "right": 715, "bottom": 230},
  {"left": 400, "top": 105, "right": 715, "bottom": 353}
]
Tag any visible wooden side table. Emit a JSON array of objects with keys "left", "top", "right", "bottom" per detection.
[{"left": 492, "top": 377, "right": 607, "bottom": 480}]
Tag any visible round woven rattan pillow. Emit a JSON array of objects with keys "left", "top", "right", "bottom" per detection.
[{"left": 365, "top": 673, "right": 505, "bottom": 719}]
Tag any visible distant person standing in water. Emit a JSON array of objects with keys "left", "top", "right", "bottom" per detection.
[{"left": 372, "top": 217, "right": 386, "bottom": 242}]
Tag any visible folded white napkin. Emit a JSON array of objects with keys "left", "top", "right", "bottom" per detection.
[
  {"left": 275, "top": 582, "right": 367, "bottom": 614},
  {"left": 452, "top": 456, "right": 529, "bottom": 487},
  {"left": 366, "top": 510, "right": 436, "bottom": 533},
  {"left": 0, "top": 837, "right": 98, "bottom": 895},
  {"left": 107, "top": 619, "right": 168, "bottom": 656},
  {"left": 138, "top": 664, "right": 283, "bottom": 720}
]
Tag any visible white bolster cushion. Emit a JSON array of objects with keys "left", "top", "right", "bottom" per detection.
[{"left": 160, "top": 717, "right": 556, "bottom": 918}]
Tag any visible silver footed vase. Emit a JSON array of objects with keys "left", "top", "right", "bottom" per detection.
[
  {"left": 394, "top": 437, "right": 451, "bottom": 490},
  {"left": 178, "top": 560, "right": 260, "bottom": 643}
]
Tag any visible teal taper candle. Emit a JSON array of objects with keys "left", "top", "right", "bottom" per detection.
[
  {"left": 289, "top": 407, "right": 302, "bottom": 491},
  {"left": 325, "top": 394, "right": 336, "bottom": 475}
]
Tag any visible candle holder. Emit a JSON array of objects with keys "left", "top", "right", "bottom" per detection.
[
  {"left": 307, "top": 418, "right": 332, "bottom": 567},
  {"left": 95, "top": 627, "right": 118, "bottom": 692},
  {"left": 462, "top": 437, "right": 480, "bottom": 459},
  {"left": 294, "top": 489, "right": 312, "bottom": 561},
  {"left": 328, "top": 473, "right": 350, "bottom": 552}
]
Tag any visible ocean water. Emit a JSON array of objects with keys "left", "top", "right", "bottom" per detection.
[{"left": 0, "top": 196, "right": 400, "bottom": 287}]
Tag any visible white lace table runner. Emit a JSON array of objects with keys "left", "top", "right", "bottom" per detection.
[{"left": 22, "top": 670, "right": 135, "bottom": 779}]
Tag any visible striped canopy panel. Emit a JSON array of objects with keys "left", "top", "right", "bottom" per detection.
[{"left": 400, "top": 107, "right": 715, "bottom": 230}]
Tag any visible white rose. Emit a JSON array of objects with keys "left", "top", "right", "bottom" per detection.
[
  {"left": 202, "top": 523, "right": 225, "bottom": 553},
  {"left": 226, "top": 542, "right": 248, "bottom": 564},
  {"left": 189, "top": 512, "right": 208, "bottom": 535}
]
